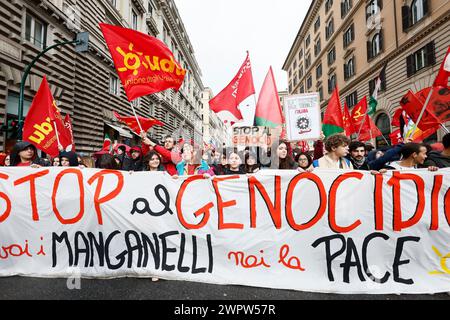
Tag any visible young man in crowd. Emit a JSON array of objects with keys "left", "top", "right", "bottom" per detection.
[
  {"left": 347, "top": 141, "right": 369, "bottom": 170},
  {"left": 387, "top": 143, "right": 438, "bottom": 171},
  {"left": 313, "top": 134, "right": 353, "bottom": 169}
]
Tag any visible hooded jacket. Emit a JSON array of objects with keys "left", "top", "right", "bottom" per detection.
[
  {"left": 422, "top": 151, "right": 450, "bottom": 168},
  {"left": 59, "top": 151, "right": 79, "bottom": 167},
  {"left": 9, "top": 141, "right": 40, "bottom": 166},
  {"left": 122, "top": 146, "right": 144, "bottom": 171}
]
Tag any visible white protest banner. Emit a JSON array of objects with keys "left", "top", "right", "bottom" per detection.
[
  {"left": 0, "top": 167, "right": 449, "bottom": 294},
  {"left": 232, "top": 126, "right": 278, "bottom": 147},
  {"left": 284, "top": 93, "right": 321, "bottom": 141}
]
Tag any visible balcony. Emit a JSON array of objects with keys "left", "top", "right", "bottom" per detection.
[{"left": 146, "top": 13, "right": 159, "bottom": 36}]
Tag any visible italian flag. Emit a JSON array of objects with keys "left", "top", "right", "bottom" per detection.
[
  {"left": 322, "top": 86, "right": 344, "bottom": 137},
  {"left": 368, "top": 63, "right": 387, "bottom": 116}
]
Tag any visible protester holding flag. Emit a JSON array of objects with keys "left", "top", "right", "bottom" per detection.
[
  {"left": 141, "top": 134, "right": 182, "bottom": 175},
  {"left": 313, "top": 134, "right": 353, "bottom": 169}
]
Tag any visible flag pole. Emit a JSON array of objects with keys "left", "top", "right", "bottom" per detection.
[
  {"left": 52, "top": 121, "right": 62, "bottom": 150},
  {"left": 129, "top": 100, "right": 144, "bottom": 134},
  {"left": 440, "top": 123, "right": 450, "bottom": 133},
  {"left": 405, "top": 88, "right": 433, "bottom": 139}
]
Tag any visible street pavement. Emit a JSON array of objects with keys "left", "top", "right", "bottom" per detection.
[{"left": 0, "top": 276, "right": 448, "bottom": 300}]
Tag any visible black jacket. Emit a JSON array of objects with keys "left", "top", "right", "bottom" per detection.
[{"left": 9, "top": 141, "right": 40, "bottom": 166}]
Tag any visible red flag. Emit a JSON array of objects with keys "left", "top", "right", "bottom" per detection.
[
  {"left": 209, "top": 52, "right": 255, "bottom": 123},
  {"left": 400, "top": 90, "right": 440, "bottom": 131},
  {"left": 254, "top": 67, "right": 283, "bottom": 128},
  {"left": 351, "top": 96, "right": 369, "bottom": 133},
  {"left": 100, "top": 23, "right": 186, "bottom": 101},
  {"left": 342, "top": 102, "right": 356, "bottom": 137},
  {"left": 391, "top": 108, "right": 405, "bottom": 128},
  {"left": 415, "top": 86, "right": 450, "bottom": 124},
  {"left": 433, "top": 46, "right": 450, "bottom": 88},
  {"left": 114, "top": 111, "right": 163, "bottom": 135},
  {"left": 389, "top": 129, "right": 403, "bottom": 145},
  {"left": 322, "top": 86, "right": 344, "bottom": 137},
  {"left": 63, "top": 114, "right": 75, "bottom": 151},
  {"left": 358, "top": 114, "right": 382, "bottom": 142},
  {"left": 23, "top": 77, "right": 71, "bottom": 157}
]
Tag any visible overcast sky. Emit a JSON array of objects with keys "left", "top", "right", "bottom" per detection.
[{"left": 174, "top": 0, "right": 312, "bottom": 124}]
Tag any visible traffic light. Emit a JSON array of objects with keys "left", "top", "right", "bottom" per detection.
[{"left": 1, "top": 119, "right": 19, "bottom": 138}]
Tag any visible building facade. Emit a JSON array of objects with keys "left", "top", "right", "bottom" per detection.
[
  {"left": 201, "top": 87, "right": 230, "bottom": 148},
  {"left": 0, "top": 0, "right": 208, "bottom": 155},
  {"left": 283, "top": 0, "right": 450, "bottom": 147}
]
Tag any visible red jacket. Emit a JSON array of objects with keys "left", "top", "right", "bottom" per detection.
[{"left": 153, "top": 145, "right": 181, "bottom": 176}]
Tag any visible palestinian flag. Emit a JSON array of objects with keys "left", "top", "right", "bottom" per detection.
[
  {"left": 322, "top": 86, "right": 344, "bottom": 137},
  {"left": 254, "top": 67, "right": 283, "bottom": 128},
  {"left": 368, "top": 63, "right": 387, "bottom": 116}
]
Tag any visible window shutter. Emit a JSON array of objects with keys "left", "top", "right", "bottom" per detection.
[
  {"left": 423, "top": 0, "right": 429, "bottom": 16},
  {"left": 378, "top": 0, "right": 383, "bottom": 10},
  {"left": 426, "top": 41, "right": 436, "bottom": 66},
  {"left": 351, "top": 24, "right": 355, "bottom": 41},
  {"left": 341, "top": 2, "right": 344, "bottom": 18},
  {"left": 402, "top": 6, "right": 410, "bottom": 32},
  {"left": 367, "top": 41, "right": 372, "bottom": 60},
  {"left": 406, "top": 54, "right": 415, "bottom": 77},
  {"left": 379, "top": 30, "right": 384, "bottom": 52}
]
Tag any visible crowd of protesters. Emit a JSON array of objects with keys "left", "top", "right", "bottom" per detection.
[{"left": 0, "top": 132, "right": 449, "bottom": 175}]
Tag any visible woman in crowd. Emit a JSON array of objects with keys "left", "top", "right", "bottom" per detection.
[
  {"left": 212, "top": 153, "right": 227, "bottom": 175},
  {"left": 176, "top": 143, "right": 214, "bottom": 176},
  {"left": 143, "top": 151, "right": 165, "bottom": 172},
  {"left": 223, "top": 151, "right": 246, "bottom": 174},
  {"left": 276, "top": 140, "right": 297, "bottom": 170},
  {"left": 52, "top": 157, "right": 60, "bottom": 166},
  {"left": 59, "top": 151, "right": 79, "bottom": 167},
  {"left": 244, "top": 151, "right": 260, "bottom": 174},
  {"left": 295, "top": 151, "right": 313, "bottom": 172}
]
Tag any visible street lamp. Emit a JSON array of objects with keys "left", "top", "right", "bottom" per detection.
[{"left": 17, "top": 32, "right": 89, "bottom": 140}]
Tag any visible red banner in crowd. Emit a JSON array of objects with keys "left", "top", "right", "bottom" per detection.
[
  {"left": 113, "top": 111, "right": 164, "bottom": 134},
  {"left": 100, "top": 23, "right": 186, "bottom": 101},
  {"left": 400, "top": 90, "right": 441, "bottom": 131},
  {"left": 63, "top": 114, "right": 75, "bottom": 151},
  {"left": 23, "top": 77, "right": 72, "bottom": 157},
  {"left": 209, "top": 52, "right": 255, "bottom": 123}
]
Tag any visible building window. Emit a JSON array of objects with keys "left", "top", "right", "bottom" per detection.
[
  {"left": 343, "top": 24, "right": 354, "bottom": 48},
  {"left": 109, "top": 75, "right": 119, "bottom": 95},
  {"left": 148, "top": 1, "right": 154, "bottom": 14},
  {"left": 341, "top": 0, "right": 353, "bottom": 18},
  {"left": 406, "top": 42, "right": 435, "bottom": 77},
  {"left": 327, "top": 47, "right": 336, "bottom": 65},
  {"left": 307, "top": 75, "right": 312, "bottom": 90},
  {"left": 325, "top": 0, "right": 333, "bottom": 13},
  {"left": 109, "top": 0, "right": 117, "bottom": 7},
  {"left": 328, "top": 74, "right": 336, "bottom": 93},
  {"left": 300, "top": 85, "right": 305, "bottom": 94},
  {"left": 305, "top": 34, "right": 311, "bottom": 47},
  {"left": 326, "top": 19, "right": 334, "bottom": 40},
  {"left": 293, "top": 60, "right": 297, "bottom": 70},
  {"left": 299, "top": 64, "right": 304, "bottom": 79},
  {"left": 411, "top": 0, "right": 427, "bottom": 25},
  {"left": 367, "top": 31, "right": 383, "bottom": 60},
  {"left": 314, "top": 17, "right": 320, "bottom": 33},
  {"left": 25, "top": 13, "right": 47, "bottom": 49},
  {"left": 366, "top": 0, "right": 382, "bottom": 21},
  {"left": 316, "top": 63, "right": 322, "bottom": 79},
  {"left": 318, "top": 87, "right": 324, "bottom": 101},
  {"left": 131, "top": 9, "right": 138, "bottom": 30},
  {"left": 375, "top": 113, "right": 390, "bottom": 148},
  {"left": 314, "top": 39, "right": 321, "bottom": 57},
  {"left": 299, "top": 49, "right": 303, "bottom": 60},
  {"left": 344, "top": 57, "right": 355, "bottom": 80},
  {"left": 305, "top": 53, "right": 311, "bottom": 69},
  {"left": 346, "top": 91, "right": 358, "bottom": 108}
]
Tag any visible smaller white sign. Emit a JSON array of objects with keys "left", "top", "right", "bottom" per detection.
[{"left": 283, "top": 93, "right": 321, "bottom": 141}]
